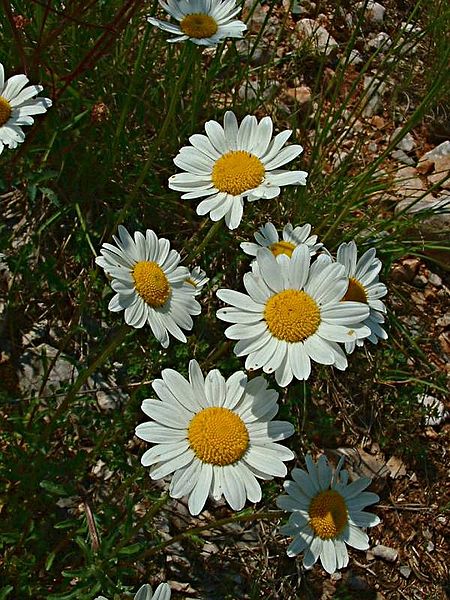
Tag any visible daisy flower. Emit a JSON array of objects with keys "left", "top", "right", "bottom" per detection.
[
  {"left": 0, "top": 63, "right": 52, "bottom": 155},
  {"left": 336, "top": 241, "right": 387, "bottom": 354},
  {"left": 147, "top": 0, "right": 246, "bottom": 46},
  {"left": 216, "top": 246, "right": 370, "bottom": 387},
  {"left": 135, "top": 360, "right": 294, "bottom": 515},
  {"left": 240, "top": 222, "right": 322, "bottom": 259},
  {"left": 186, "top": 265, "right": 209, "bottom": 295},
  {"left": 277, "top": 454, "right": 380, "bottom": 575},
  {"left": 96, "top": 225, "right": 200, "bottom": 348},
  {"left": 95, "top": 582, "right": 171, "bottom": 600},
  {"left": 169, "top": 111, "right": 308, "bottom": 230}
]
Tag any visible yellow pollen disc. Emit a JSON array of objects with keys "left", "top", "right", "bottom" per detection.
[
  {"left": 180, "top": 13, "right": 218, "bottom": 38},
  {"left": 0, "top": 96, "right": 12, "bottom": 127},
  {"left": 342, "top": 277, "right": 368, "bottom": 303},
  {"left": 309, "top": 489, "right": 348, "bottom": 540},
  {"left": 264, "top": 289, "right": 321, "bottom": 343},
  {"left": 212, "top": 150, "right": 265, "bottom": 196},
  {"left": 132, "top": 261, "right": 170, "bottom": 308},
  {"left": 269, "top": 240, "right": 296, "bottom": 258},
  {"left": 188, "top": 407, "right": 249, "bottom": 466}
]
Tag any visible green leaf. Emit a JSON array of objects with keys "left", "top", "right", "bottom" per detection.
[
  {"left": 39, "top": 480, "right": 68, "bottom": 495},
  {"left": 117, "top": 542, "right": 142, "bottom": 556},
  {"left": 45, "top": 551, "right": 56, "bottom": 571},
  {"left": 0, "top": 586, "right": 14, "bottom": 600}
]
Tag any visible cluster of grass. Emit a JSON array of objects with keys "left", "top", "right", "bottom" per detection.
[{"left": 1, "top": 0, "right": 449, "bottom": 598}]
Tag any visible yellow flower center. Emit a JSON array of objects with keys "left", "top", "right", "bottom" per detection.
[
  {"left": 132, "top": 261, "right": 170, "bottom": 307},
  {"left": 264, "top": 289, "right": 321, "bottom": 343},
  {"left": 309, "top": 489, "right": 348, "bottom": 540},
  {"left": 188, "top": 407, "right": 249, "bottom": 466},
  {"left": 180, "top": 13, "right": 218, "bottom": 38},
  {"left": 269, "top": 240, "right": 296, "bottom": 258},
  {"left": 212, "top": 150, "right": 265, "bottom": 196},
  {"left": 0, "top": 96, "right": 12, "bottom": 127},
  {"left": 342, "top": 277, "right": 368, "bottom": 303}
]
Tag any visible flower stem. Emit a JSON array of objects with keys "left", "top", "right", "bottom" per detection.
[{"left": 111, "top": 43, "right": 199, "bottom": 231}]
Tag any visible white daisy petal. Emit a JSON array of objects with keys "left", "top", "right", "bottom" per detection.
[
  {"left": 0, "top": 65, "right": 50, "bottom": 154},
  {"left": 321, "top": 539, "right": 337, "bottom": 574},
  {"left": 96, "top": 226, "right": 200, "bottom": 346},
  {"left": 335, "top": 240, "right": 388, "bottom": 350},
  {"left": 170, "top": 111, "right": 308, "bottom": 229},
  {"left": 218, "top": 241, "right": 366, "bottom": 383},
  {"left": 149, "top": 0, "right": 246, "bottom": 46},
  {"left": 278, "top": 455, "right": 379, "bottom": 572},
  {"left": 138, "top": 362, "right": 294, "bottom": 515},
  {"left": 186, "top": 463, "right": 212, "bottom": 515}
]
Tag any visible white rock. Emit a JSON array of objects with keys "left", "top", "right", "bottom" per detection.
[
  {"left": 395, "top": 192, "right": 450, "bottom": 239},
  {"left": 420, "top": 141, "right": 450, "bottom": 163},
  {"left": 19, "top": 343, "right": 79, "bottom": 395},
  {"left": 372, "top": 544, "right": 398, "bottom": 562},
  {"left": 367, "top": 32, "right": 392, "bottom": 51},
  {"left": 391, "top": 127, "right": 416, "bottom": 152},
  {"left": 393, "top": 166, "right": 426, "bottom": 195},
  {"left": 296, "top": 18, "right": 338, "bottom": 55},
  {"left": 348, "top": 48, "right": 363, "bottom": 65},
  {"left": 332, "top": 151, "right": 349, "bottom": 169},
  {"left": 362, "top": 76, "right": 386, "bottom": 117},
  {"left": 401, "top": 22, "right": 421, "bottom": 35},
  {"left": 399, "top": 22, "right": 423, "bottom": 53},
  {"left": 391, "top": 149, "right": 415, "bottom": 166},
  {"left": 395, "top": 192, "right": 449, "bottom": 213},
  {"left": 357, "top": 0, "right": 386, "bottom": 23}
]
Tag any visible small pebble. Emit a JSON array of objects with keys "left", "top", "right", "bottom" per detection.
[
  {"left": 372, "top": 544, "right": 398, "bottom": 562},
  {"left": 412, "top": 274, "right": 428, "bottom": 288},
  {"left": 428, "top": 272, "right": 442, "bottom": 286},
  {"left": 399, "top": 565, "right": 411, "bottom": 579},
  {"left": 436, "top": 313, "right": 450, "bottom": 327}
]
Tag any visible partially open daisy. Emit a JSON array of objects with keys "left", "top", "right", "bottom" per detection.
[
  {"left": 186, "top": 265, "right": 209, "bottom": 296},
  {"left": 96, "top": 226, "right": 200, "bottom": 347},
  {"left": 0, "top": 63, "right": 52, "bottom": 155},
  {"left": 277, "top": 454, "right": 380, "bottom": 575},
  {"left": 217, "top": 246, "right": 370, "bottom": 387},
  {"left": 241, "top": 222, "right": 322, "bottom": 259},
  {"left": 148, "top": 0, "right": 246, "bottom": 46},
  {"left": 336, "top": 241, "right": 388, "bottom": 354},
  {"left": 169, "top": 111, "right": 308, "bottom": 230},
  {"left": 135, "top": 360, "right": 294, "bottom": 515},
  {"left": 96, "top": 582, "right": 171, "bottom": 600}
]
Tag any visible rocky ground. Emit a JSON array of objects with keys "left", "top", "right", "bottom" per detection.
[{"left": 1, "top": 0, "right": 449, "bottom": 598}]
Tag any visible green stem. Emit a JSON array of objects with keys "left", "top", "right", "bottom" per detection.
[
  {"left": 139, "top": 510, "right": 283, "bottom": 559},
  {"left": 185, "top": 219, "right": 223, "bottom": 264},
  {"left": 111, "top": 43, "right": 198, "bottom": 231},
  {"left": 111, "top": 26, "right": 151, "bottom": 166},
  {"left": 42, "top": 323, "right": 130, "bottom": 442}
]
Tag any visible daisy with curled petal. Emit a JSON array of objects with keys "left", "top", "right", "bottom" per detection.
[
  {"left": 148, "top": 0, "right": 246, "bottom": 47},
  {"left": 0, "top": 63, "right": 52, "bottom": 154},
  {"left": 95, "top": 225, "right": 200, "bottom": 348},
  {"left": 96, "top": 582, "right": 171, "bottom": 600},
  {"left": 169, "top": 111, "right": 308, "bottom": 230},
  {"left": 135, "top": 359, "right": 294, "bottom": 515},
  {"left": 336, "top": 241, "right": 388, "bottom": 354},
  {"left": 216, "top": 245, "right": 371, "bottom": 387},
  {"left": 240, "top": 222, "right": 322, "bottom": 259},
  {"left": 186, "top": 265, "right": 209, "bottom": 295},
  {"left": 277, "top": 454, "right": 380, "bottom": 575}
]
